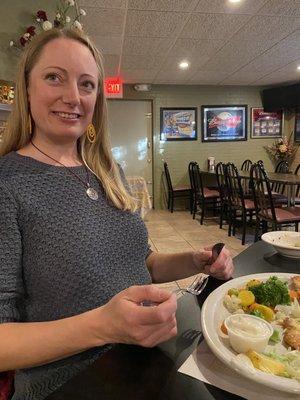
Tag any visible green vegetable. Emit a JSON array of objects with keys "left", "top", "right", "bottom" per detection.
[
  {"left": 250, "top": 309, "right": 265, "bottom": 319},
  {"left": 249, "top": 276, "right": 291, "bottom": 308},
  {"left": 269, "top": 329, "right": 281, "bottom": 343}
]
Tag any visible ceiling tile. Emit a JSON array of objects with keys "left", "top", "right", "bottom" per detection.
[
  {"left": 84, "top": 7, "right": 125, "bottom": 36},
  {"left": 195, "top": 0, "right": 268, "bottom": 14},
  {"left": 78, "top": 0, "right": 126, "bottom": 8},
  {"left": 232, "top": 15, "right": 300, "bottom": 42},
  {"left": 121, "top": 69, "right": 157, "bottom": 83},
  {"left": 170, "top": 38, "right": 224, "bottom": 59},
  {"left": 125, "top": 10, "right": 189, "bottom": 37},
  {"left": 128, "top": 0, "right": 199, "bottom": 12},
  {"left": 122, "top": 36, "right": 173, "bottom": 55},
  {"left": 154, "top": 67, "right": 198, "bottom": 82},
  {"left": 180, "top": 13, "right": 251, "bottom": 39},
  {"left": 221, "top": 70, "right": 266, "bottom": 85},
  {"left": 121, "top": 54, "right": 162, "bottom": 70},
  {"left": 92, "top": 35, "right": 123, "bottom": 55},
  {"left": 258, "top": 0, "right": 300, "bottom": 17},
  {"left": 103, "top": 54, "right": 120, "bottom": 76},
  {"left": 252, "top": 58, "right": 300, "bottom": 85},
  {"left": 199, "top": 39, "right": 274, "bottom": 72},
  {"left": 156, "top": 54, "right": 210, "bottom": 72},
  {"left": 187, "top": 70, "right": 231, "bottom": 84}
]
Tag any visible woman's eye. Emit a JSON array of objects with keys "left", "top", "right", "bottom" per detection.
[
  {"left": 45, "top": 73, "right": 60, "bottom": 82},
  {"left": 81, "top": 81, "right": 95, "bottom": 90}
]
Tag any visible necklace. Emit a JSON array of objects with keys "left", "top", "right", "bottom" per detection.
[{"left": 30, "top": 140, "right": 99, "bottom": 201}]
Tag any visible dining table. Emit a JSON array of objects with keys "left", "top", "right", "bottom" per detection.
[{"left": 46, "top": 240, "right": 300, "bottom": 400}]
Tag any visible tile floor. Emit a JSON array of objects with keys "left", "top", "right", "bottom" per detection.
[{"left": 144, "top": 209, "right": 248, "bottom": 293}]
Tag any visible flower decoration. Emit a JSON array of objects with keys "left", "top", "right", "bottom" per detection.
[
  {"left": 265, "top": 133, "right": 298, "bottom": 164},
  {"left": 9, "top": 0, "right": 86, "bottom": 50}
]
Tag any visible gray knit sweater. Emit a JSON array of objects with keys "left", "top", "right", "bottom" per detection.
[{"left": 0, "top": 152, "right": 151, "bottom": 400}]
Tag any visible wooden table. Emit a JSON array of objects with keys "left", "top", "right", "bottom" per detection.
[{"left": 46, "top": 241, "right": 300, "bottom": 400}]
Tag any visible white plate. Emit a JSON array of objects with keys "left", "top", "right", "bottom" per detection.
[
  {"left": 201, "top": 272, "right": 300, "bottom": 394},
  {"left": 262, "top": 231, "right": 300, "bottom": 258}
]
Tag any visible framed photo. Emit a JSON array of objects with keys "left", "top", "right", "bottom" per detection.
[
  {"left": 201, "top": 105, "right": 247, "bottom": 142},
  {"left": 251, "top": 108, "right": 283, "bottom": 138},
  {"left": 295, "top": 111, "right": 300, "bottom": 142},
  {"left": 160, "top": 107, "right": 197, "bottom": 141}
]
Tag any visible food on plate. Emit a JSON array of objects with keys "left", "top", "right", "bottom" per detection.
[
  {"left": 248, "top": 276, "right": 291, "bottom": 308},
  {"left": 246, "top": 350, "right": 287, "bottom": 376},
  {"left": 292, "top": 276, "right": 300, "bottom": 291},
  {"left": 237, "top": 290, "right": 255, "bottom": 307},
  {"left": 224, "top": 314, "right": 273, "bottom": 353},
  {"left": 283, "top": 317, "right": 300, "bottom": 350},
  {"left": 249, "top": 303, "right": 274, "bottom": 322},
  {"left": 221, "top": 275, "right": 300, "bottom": 381}
]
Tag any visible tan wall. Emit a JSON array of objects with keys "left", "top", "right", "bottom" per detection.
[{"left": 123, "top": 84, "right": 298, "bottom": 209}]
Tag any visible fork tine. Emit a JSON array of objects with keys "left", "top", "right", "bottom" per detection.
[{"left": 186, "top": 274, "right": 209, "bottom": 295}]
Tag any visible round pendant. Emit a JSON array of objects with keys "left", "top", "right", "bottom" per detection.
[{"left": 86, "top": 187, "right": 99, "bottom": 201}]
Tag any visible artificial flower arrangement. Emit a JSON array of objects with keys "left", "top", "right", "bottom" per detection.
[
  {"left": 9, "top": 0, "right": 86, "bottom": 50},
  {"left": 265, "top": 133, "right": 298, "bottom": 164}
]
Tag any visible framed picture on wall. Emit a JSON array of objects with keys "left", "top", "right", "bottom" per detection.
[
  {"left": 160, "top": 107, "right": 197, "bottom": 141},
  {"left": 201, "top": 105, "right": 247, "bottom": 142},
  {"left": 295, "top": 111, "right": 300, "bottom": 142},
  {"left": 251, "top": 108, "right": 283, "bottom": 138}
]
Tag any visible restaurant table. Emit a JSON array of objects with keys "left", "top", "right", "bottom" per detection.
[
  {"left": 46, "top": 241, "right": 300, "bottom": 400},
  {"left": 126, "top": 175, "right": 152, "bottom": 218}
]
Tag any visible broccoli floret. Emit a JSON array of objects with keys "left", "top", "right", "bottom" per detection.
[
  {"left": 249, "top": 276, "right": 290, "bottom": 308},
  {"left": 250, "top": 309, "right": 265, "bottom": 319}
]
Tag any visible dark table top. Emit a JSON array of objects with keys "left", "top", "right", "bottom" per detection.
[{"left": 47, "top": 241, "right": 300, "bottom": 400}]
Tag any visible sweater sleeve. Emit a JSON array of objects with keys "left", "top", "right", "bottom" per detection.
[{"left": 0, "top": 180, "right": 24, "bottom": 323}]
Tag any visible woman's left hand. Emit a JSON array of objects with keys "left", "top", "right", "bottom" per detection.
[{"left": 193, "top": 246, "right": 234, "bottom": 280}]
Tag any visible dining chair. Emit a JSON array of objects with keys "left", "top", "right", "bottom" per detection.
[
  {"left": 275, "top": 160, "right": 289, "bottom": 173},
  {"left": 250, "top": 163, "right": 300, "bottom": 241},
  {"left": 191, "top": 162, "right": 219, "bottom": 224},
  {"left": 225, "top": 163, "right": 256, "bottom": 245},
  {"left": 163, "top": 162, "right": 192, "bottom": 213},
  {"left": 188, "top": 161, "right": 197, "bottom": 215},
  {"left": 294, "top": 163, "right": 300, "bottom": 198},
  {"left": 215, "top": 162, "right": 229, "bottom": 230},
  {"left": 241, "top": 159, "right": 253, "bottom": 171}
]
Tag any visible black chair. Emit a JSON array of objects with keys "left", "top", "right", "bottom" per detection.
[
  {"left": 163, "top": 162, "right": 192, "bottom": 213},
  {"left": 241, "top": 159, "right": 253, "bottom": 171},
  {"left": 188, "top": 161, "right": 197, "bottom": 214},
  {"left": 250, "top": 163, "right": 300, "bottom": 241},
  {"left": 191, "top": 162, "right": 219, "bottom": 224},
  {"left": 216, "top": 162, "right": 229, "bottom": 230},
  {"left": 275, "top": 160, "right": 289, "bottom": 173},
  {"left": 295, "top": 163, "right": 300, "bottom": 198},
  {"left": 225, "top": 163, "right": 256, "bottom": 245}
]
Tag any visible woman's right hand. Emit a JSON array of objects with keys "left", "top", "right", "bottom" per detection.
[{"left": 91, "top": 285, "right": 177, "bottom": 348}]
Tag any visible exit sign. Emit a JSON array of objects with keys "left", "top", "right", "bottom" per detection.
[{"left": 104, "top": 77, "right": 123, "bottom": 98}]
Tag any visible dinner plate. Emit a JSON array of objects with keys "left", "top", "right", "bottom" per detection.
[
  {"left": 262, "top": 231, "right": 300, "bottom": 259},
  {"left": 201, "top": 272, "right": 300, "bottom": 394}
]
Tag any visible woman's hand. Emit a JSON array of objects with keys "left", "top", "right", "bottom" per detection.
[
  {"left": 193, "top": 246, "right": 234, "bottom": 280},
  {"left": 92, "top": 285, "right": 177, "bottom": 348}
]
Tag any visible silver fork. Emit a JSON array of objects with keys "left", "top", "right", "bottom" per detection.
[{"left": 140, "top": 242, "right": 225, "bottom": 306}]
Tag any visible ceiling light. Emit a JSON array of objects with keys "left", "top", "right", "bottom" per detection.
[
  {"left": 229, "top": 0, "right": 241, "bottom": 3},
  {"left": 297, "top": 65, "right": 300, "bottom": 71},
  {"left": 179, "top": 61, "right": 189, "bottom": 70}
]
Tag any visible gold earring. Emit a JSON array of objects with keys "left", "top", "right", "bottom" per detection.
[
  {"left": 86, "top": 123, "right": 96, "bottom": 143},
  {"left": 28, "top": 114, "right": 32, "bottom": 135}
]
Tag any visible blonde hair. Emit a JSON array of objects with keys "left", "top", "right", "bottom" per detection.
[{"left": 0, "top": 28, "right": 137, "bottom": 212}]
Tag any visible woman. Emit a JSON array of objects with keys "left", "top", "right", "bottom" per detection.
[{"left": 0, "top": 28, "right": 233, "bottom": 400}]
